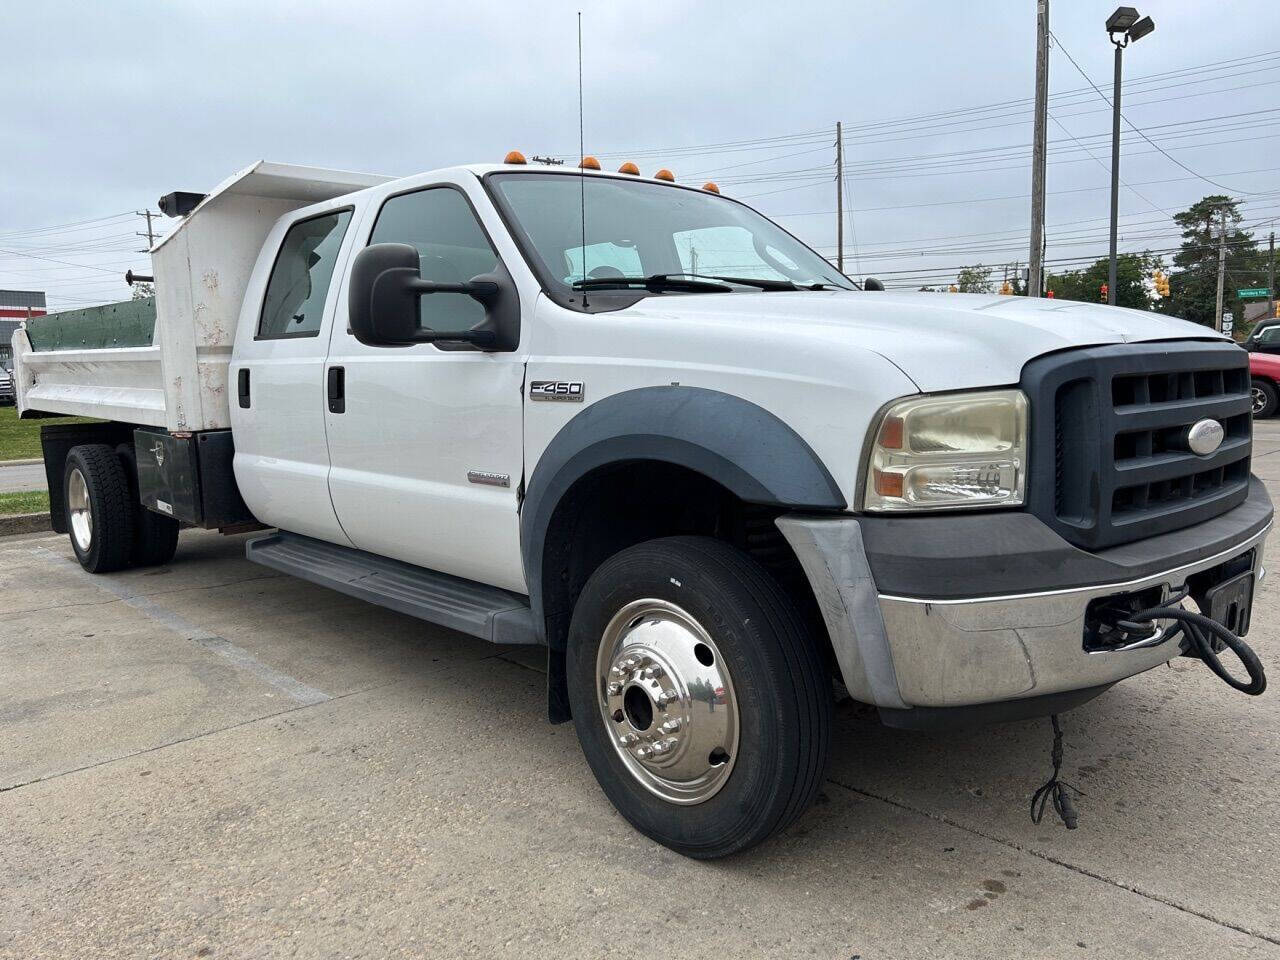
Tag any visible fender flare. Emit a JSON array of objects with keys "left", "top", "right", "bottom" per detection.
[{"left": 520, "top": 385, "right": 846, "bottom": 643}]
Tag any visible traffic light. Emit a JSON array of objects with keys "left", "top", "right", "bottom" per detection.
[
  {"left": 1046, "top": 289, "right": 1055, "bottom": 299},
  {"left": 948, "top": 284, "right": 958, "bottom": 293},
  {"left": 999, "top": 280, "right": 1013, "bottom": 295},
  {"left": 1152, "top": 270, "right": 1170, "bottom": 297},
  {"left": 1100, "top": 282, "right": 1109, "bottom": 302}
]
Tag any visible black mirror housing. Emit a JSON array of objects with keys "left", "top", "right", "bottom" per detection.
[
  {"left": 349, "top": 242, "right": 421, "bottom": 346},
  {"left": 348, "top": 242, "right": 518, "bottom": 350}
]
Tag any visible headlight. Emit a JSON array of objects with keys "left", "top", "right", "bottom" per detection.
[{"left": 863, "top": 389, "right": 1028, "bottom": 512}]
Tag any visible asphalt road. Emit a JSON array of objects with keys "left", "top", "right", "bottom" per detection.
[
  {"left": 0, "top": 461, "right": 45, "bottom": 493},
  {"left": 4, "top": 424, "right": 1280, "bottom": 958}
]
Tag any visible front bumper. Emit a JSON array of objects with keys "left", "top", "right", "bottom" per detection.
[{"left": 777, "top": 476, "right": 1272, "bottom": 725}]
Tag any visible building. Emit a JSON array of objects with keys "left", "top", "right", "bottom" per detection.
[{"left": 0, "top": 289, "right": 47, "bottom": 370}]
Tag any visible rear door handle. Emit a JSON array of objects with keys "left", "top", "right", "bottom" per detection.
[
  {"left": 237, "top": 368, "right": 250, "bottom": 408},
  {"left": 327, "top": 366, "right": 345, "bottom": 414}
]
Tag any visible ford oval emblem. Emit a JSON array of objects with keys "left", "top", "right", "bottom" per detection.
[{"left": 1187, "top": 418, "right": 1225, "bottom": 456}]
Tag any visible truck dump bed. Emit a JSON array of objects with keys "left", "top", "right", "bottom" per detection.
[{"left": 11, "top": 161, "right": 389, "bottom": 431}]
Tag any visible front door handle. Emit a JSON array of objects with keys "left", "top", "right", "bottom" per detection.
[
  {"left": 237, "top": 368, "right": 250, "bottom": 408},
  {"left": 327, "top": 366, "right": 345, "bottom": 414}
]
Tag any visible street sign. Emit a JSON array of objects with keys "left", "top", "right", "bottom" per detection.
[
  {"left": 1238, "top": 287, "right": 1271, "bottom": 299},
  {"left": 1223, "top": 311, "right": 1234, "bottom": 335}
]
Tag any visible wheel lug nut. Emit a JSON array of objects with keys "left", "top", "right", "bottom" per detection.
[
  {"left": 607, "top": 681, "right": 623, "bottom": 696},
  {"left": 651, "top": 738, "right": 679, "bottom": 756},
  {"left": 635, "top": 745, "right": 655, "bottom": 760},
  {"left": 658, "top": 690, "right": 679, "bottom": 706},
  {"left": 659, "top": 718, "right": 682, "bottom": 734},
  {"left": 620, "top": 733, "right": 638, "bottom": 746},
  {"left": 641, "top": 665, "right": 664, "bottom": 680}
]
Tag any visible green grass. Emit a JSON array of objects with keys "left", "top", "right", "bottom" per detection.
[
  {"left": 0, "top": 490, "right": 49, "bottom": 516},
  {"left": 0, "top": 405, "right": 95, "bottom": 461}
]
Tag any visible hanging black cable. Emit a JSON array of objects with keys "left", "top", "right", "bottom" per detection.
[{"left": 1031, "top": 715, "right": 1080, "bottom": 830}]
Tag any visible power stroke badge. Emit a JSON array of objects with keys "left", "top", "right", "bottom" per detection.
[{"left": 529, "top": 380, "right": 585, "bottom": 402}]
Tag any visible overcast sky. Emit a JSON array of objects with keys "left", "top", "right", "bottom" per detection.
[{"left": 2, "top": 0, "right": 1277, "bottom": 309}]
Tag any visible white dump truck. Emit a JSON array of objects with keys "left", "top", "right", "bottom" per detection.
[{"left": 12, "top": 157, "right": 1270, "bottom": 856}]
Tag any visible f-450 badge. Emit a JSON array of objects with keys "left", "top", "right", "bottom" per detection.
[{"left": 529, "top": 380, "right": 585, "bottom": 402}]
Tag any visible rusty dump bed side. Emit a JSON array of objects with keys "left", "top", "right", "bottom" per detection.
[{"left": 11, "top": 161, "right": 390, "bottom": 432}]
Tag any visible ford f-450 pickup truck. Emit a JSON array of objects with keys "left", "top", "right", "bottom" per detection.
[{"left": 11, "top": 158, "right": 1270, "bottom": 857}]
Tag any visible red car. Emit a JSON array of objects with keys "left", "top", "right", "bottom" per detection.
[{"left": 1249, "top": 349, "right": 1280, "bottom": 417}]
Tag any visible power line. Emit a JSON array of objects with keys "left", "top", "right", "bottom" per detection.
[{"left": 1050, "top": 31, "right": 1264, "bottom": 195}]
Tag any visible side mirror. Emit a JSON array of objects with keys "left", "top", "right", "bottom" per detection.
[
  {"left": 863, "top": 277, "right": 885, "bottom": 291},
  {"left": 348, "top": 242, "right": 516, "bottom": 350}
]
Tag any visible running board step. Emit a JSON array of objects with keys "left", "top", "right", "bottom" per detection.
[{"left": 245, "top": 531, "right": 539, "bottom": 645}]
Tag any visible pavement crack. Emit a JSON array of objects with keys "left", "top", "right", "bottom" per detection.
[
  {"left": 824, "top": 775, "right": 1280, "bottom": 947},
  {"left": 0, "top": 681, "right": 404, "bottom": 797}
]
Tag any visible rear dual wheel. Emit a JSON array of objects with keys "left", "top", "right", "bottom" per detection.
[
  {"left": 63, "top": 443, "right": 178, "bottom": 573},
  {"left": 567, "top": 536, "right": 831, "bottom": 859}
]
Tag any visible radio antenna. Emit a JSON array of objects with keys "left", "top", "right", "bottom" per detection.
[{"left": 577, "top": 11, "right": 588, "bottom": 308}]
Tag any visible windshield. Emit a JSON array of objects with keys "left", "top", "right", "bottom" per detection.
[{"left": 487, "top": 172, "right": 852, "bottom": 302}]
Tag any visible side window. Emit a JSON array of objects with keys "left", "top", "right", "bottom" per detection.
[
  {"left": 1256, "top": 326, "right": 1280, "bottom": 345},
  {"left": 257, "top": 210, "right": 353, "bottom": 339},
  {"left": 369, "top": 188, "right": 499, "bottom": 335}
]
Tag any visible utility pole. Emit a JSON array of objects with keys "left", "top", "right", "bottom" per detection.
[
  {"left": 1269, "top": 231, "right": 1275, "bottom": 319},
  {"left": 1214, "top": 207, "right": 1228, "bottom": 333},
  {"left": 835, "top": 121, "right": 845, "bottom": 274},
  {"left": 136, "top": 209, "right": 159, "bottom": 252},
  {"left": 1028, "top": 0, "right": 1049, "bottom": 298}
]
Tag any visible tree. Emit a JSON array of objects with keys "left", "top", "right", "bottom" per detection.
[
  {"left": 1157, "top": 196, "right": 1257, "bottom": 328},
  {"left": 1045, "top": 253, "right": 1158, "bottom": 311},
  {"left": 955, "top": 264, "right": 994, "bottom": 294}
]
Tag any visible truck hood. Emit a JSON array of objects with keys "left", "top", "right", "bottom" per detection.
[{"left": 614, "top": 290, "right": 1229, "bottom": 392}]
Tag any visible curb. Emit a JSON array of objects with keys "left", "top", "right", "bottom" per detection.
[
  {"left": 0, "top": 458, "right": 43, "bottom": 467},
  {"left": 0, "top": 512, "right": 52, "bottom": 536}
]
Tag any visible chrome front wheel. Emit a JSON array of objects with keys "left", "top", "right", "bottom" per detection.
[
  {"left": 597, "top": 599, "right": 739, "bottom": 805},
  {"left": 566, "top": 536, "right": 832, "bottom": 859}
]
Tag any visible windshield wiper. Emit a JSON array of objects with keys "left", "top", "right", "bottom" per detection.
[
  {"left": 571, "top": 274, "right": 733, "bottom": 293},
  {"left": 662, "top": 272, "right": 802, "bottom": 291}
]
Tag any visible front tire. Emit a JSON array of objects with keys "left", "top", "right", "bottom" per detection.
[
  {"left": 1252, "top": 378, "right": 1278, "bottom": 418},
  {"left": 64, "top": 444, "right": 134, "bottom": 573},
  {"left": 566, "top": 536, "right": 831, "bottom": 858}
]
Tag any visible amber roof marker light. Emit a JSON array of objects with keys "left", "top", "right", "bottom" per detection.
[
  {"left": 618, "top": 162, "right": 640, "bottom": 175},
  {"left": 702, "top": 182, "right": 720, "bottom": 194},
  {"left": 580, "top": 156, "right": 601, "bottom": 170},
  {"left": 504, "top": 150, "right": 527, "bottom": 165},
  {"left": 654, "top": 169, "right": 675, "bottom": 182}
]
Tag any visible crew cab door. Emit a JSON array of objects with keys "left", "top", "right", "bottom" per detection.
[
  {"left": 229, "top": 206, "right": 356, "bottom": 544},
  {"left": 324, "top": 180, "right": 527, "bottom": 592}
]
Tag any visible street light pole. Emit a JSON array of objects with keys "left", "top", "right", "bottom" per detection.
[
  {"left": 1107, "top": 41, "right": 1123, "bottom": 306},
  {"left": 1104, "top": 8, "right": 1154, "bottom": 308}
]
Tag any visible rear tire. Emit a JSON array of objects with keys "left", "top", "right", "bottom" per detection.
[
  {"left": 63, "top": 444, "right": 134, "bottom": 573},
  {"left": 1252, "top": 378, "right": 1278, "bottom": 418},
  {"left": 566, "top": 535, "right": 831, "bottom": 859},
  {"left": 116, "top": 443, "right": 179, "bottom": 567}
]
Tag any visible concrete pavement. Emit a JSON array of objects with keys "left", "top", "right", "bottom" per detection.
[{"left": 3, "top": 424, "right": 1280, "bottom": 958}]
